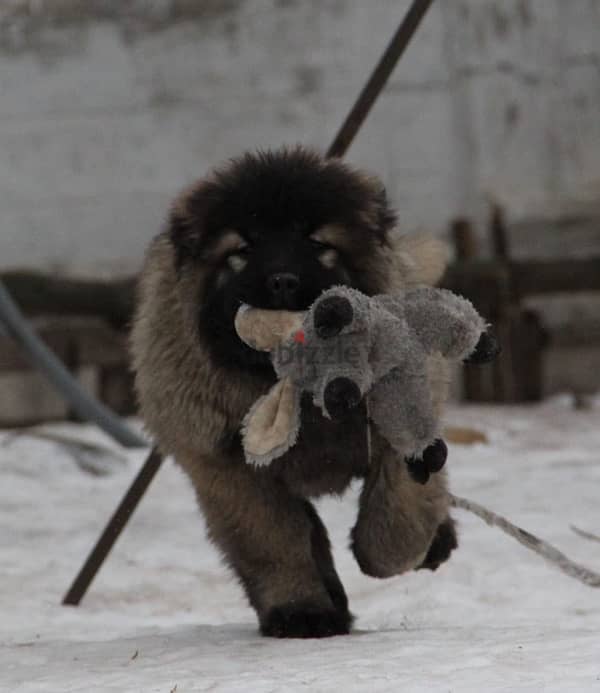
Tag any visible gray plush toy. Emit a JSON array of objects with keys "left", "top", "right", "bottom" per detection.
[{"left": 235, "top": 286, "right": 497, "bottom": 474}]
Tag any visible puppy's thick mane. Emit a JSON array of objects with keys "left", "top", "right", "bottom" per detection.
[
  {"left": 130, "top": 147, "right": 448, "bottom": 458},
  {"left": 131, "top": 234, "right": 447, "bottom": 458},
  {"left": 131, "top": 234, "right": 269, "bottom": 458}
]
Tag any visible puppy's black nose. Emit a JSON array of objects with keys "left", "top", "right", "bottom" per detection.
[{"left": 266, "top": 273, "right": 300, "bottom": 305}]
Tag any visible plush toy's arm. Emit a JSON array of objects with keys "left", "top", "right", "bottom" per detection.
[
  {"left": 241, "top": 377, "right": 301, "bottom": 466},
  {"left": 402, "top": 287, "right": 493, "bottom": 361},
  {"left": 369, "top": 366, "right": 440, "bottom": 459}
]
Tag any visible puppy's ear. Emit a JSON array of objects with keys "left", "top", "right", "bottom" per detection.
[
  {"left": 169, "top": 180, "right": 218, "bottom": 261},
  {"left": 354, "top": 175, "right": 397, "bottom": 238},
  {"left": 389, "top": 233, "right": 449, "bottom": 288},
  {"left": 372, "top": 184, "right": 398, "bottom": 237}
]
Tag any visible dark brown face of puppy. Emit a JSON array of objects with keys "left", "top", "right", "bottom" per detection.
[{"left": 169, "top": 147, "right": 396, "bottom": 372}]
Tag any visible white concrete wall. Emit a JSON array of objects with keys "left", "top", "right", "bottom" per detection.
[{"left": 1, "top": 0, "right": 599, "bottom": 276}]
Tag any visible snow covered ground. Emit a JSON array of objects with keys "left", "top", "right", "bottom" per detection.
[{"left": 1, "top": 396, "right": 599, "bottom": 692}]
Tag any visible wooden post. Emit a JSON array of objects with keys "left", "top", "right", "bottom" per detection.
[
  {"left": 488, "top": 206, "right": 517, "bottom": 402},
  {"left": 99, "top": 366, "right": 136, "bottom": 416},
  {"left": 452, "top": 218, "right": 479, "bottom": 262},
  {"left": 511, "top": 310, "right": 549, "bottom": 402},
  {"left": 490, "top": 206, "right": 548, "bottom": 402},
  {"left": 451, "top": 219, "right": 492, "bottom": 401}
]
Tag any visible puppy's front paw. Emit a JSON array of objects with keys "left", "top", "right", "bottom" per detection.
[{"left": 260, "top": 603, "right": 352, "bottom": 638}]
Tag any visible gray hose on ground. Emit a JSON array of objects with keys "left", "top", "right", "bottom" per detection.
[{"left": 0, "top": 280, "right": 145, "bottom": 448}]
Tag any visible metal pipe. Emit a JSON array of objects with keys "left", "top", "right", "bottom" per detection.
[
  {"left": 0, "top": 280, "right": 145, "bottom": 449},
  {"left": 326, "top": 0, "right": 435, "bottom": 159},
  {"left": 63, "top": 447, "right": 163, "bottom": 606}
]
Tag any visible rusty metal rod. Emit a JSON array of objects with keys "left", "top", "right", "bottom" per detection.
[
  {"left": 63, "top": 448, "right": 163, "bottom": 605},
  {"left": 326, "top": 0, "right": 435, "bottom": 158}
]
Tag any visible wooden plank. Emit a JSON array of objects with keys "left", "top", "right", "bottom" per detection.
[
  {"left": 442, "top": 258, "right": 600, "bottom": 298},
  {"left": 1, "top": 272, "right": 135, "bottom": 328},
  {"left": 511, "top": 259, "right": 600, "bottom": 297},
  {"left": 0, "top": 318, "right": 127, "bottom": 372}
]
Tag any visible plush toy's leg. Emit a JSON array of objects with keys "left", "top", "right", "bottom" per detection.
[
  {"left": 351, "top": 436, "right": 453, "bottom": 578},
  {"left": 463, "top": 329, "right": 501, "bottom": 364},
  {"left": 179, "top": 451, "right": 352, "bottom": 638},
  {"left": 369, "top": 369, "right": 439, "bottom": 459},
  {"left": 403, "top": 288, "right": 487, "bottom": 361},
  {"left": 406, "top": 438, "right": 448, "bottom": 485}
]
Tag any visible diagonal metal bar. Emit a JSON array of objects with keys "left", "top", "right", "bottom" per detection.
[
  {"left": 62, "top": 0, "right": 435, "bottom": 607},
  {"left": 326, "top": 0, "right": 435, "bottom": 159},
  {"left": 63, "top": 447, "right": 163, "bottom": 605}
]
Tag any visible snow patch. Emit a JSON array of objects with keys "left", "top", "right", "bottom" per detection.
[{"left": 1, "top": 398, "right": 599, "bottom": 691}]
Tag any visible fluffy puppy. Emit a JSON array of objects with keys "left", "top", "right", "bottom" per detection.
[{"left": 130, "top": 146, "right": 456, "bottom": 638}]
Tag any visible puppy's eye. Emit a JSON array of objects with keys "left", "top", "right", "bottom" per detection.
[
  {"left": 228, "top": 252, "right": 248, "bottom": 273},
  {"left": 232, "top": 240, "right": 252, "bottom": 257},
  {"left": 310, "top": 238, "right": 333, "bottom": 251},
  {"left": 236, "top": 240, "right": 251, "bottom": 254},
  {"left": 318, "top": 247, "right": 339, "bottom": 269},
  {"left": 226, "top": 241, "right": 251, "bottom": 273}
]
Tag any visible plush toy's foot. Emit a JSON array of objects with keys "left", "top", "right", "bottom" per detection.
[
  {"left": 422, "top": 438, "right": 448, "bottom": 472},
  {"left": 406, "top": 438, "right": 448, "bottom": 485},
  {"left": 417, "top": 516, "right": 458, "bottom": 571},
  {"left": 324, "top": 377, "right": 362, "bottom": 420},
  {"left": 407, "top": 460, "right": 430, "bottom": 485},
  {"left": 260, "top": 603, "right": 353, "bottom": 638},
  {"left": 465, "top": 329, "right": 501, "bottom": 364}
]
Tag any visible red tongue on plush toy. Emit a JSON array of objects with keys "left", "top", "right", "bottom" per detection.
[{"left": 294, "top": 330, "right": 305, "bottom": 344}]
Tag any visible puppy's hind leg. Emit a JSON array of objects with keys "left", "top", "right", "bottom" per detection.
[
  {"left": 351, "top": 435, "right": 452, "bottom": 578},
  {"left": 183, "top": 453, "right": 352, "bottom": 638}
]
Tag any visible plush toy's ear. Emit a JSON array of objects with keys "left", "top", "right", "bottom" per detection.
[
  {"left": 235, "top": 305, "right": 305, "bottom": 351},
  {"left": 241, "top": 377, "right": 301, "bottom": 466},
  {"left": 313, "top": 295, "right": 354, "bottom": 338},
  {"left": 389, "top": 233, "right": 449, "bottom": 288}
]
